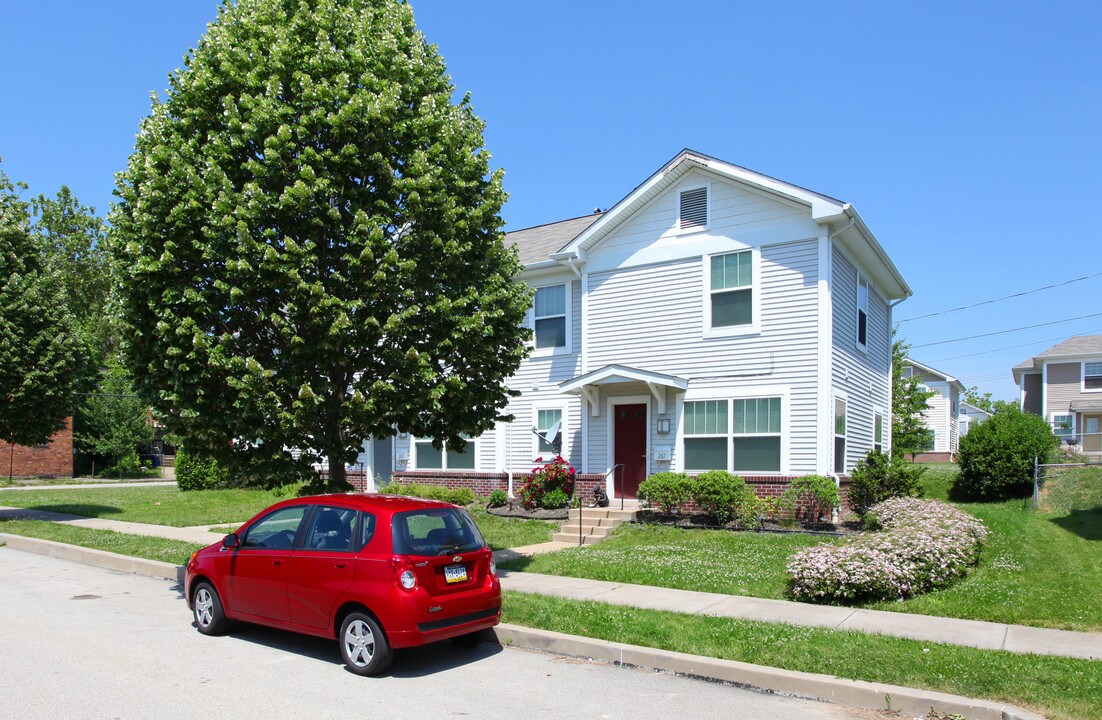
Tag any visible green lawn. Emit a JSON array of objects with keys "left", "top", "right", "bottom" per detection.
[
  {"left": 467, "top": 507, "right": 556, "bottom": 550},
  {"left": 502, "top": 592, "right": 1101, "bottom": 720},
  {"left": 0, "top": 485, "right": 292, "bottom": 527},
  {"left": 499, "top": 464, "right": 1102, "bottom": 632},
  {"left": 0, "top": 520, "right": 203, "bottom": 565}
]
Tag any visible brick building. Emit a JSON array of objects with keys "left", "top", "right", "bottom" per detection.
[{"left": 4, "top": 418, "right": 74, "bottom": 478}]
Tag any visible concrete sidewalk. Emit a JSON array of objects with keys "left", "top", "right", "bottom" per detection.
[{"left": 3, "top": 505, "right": 1100, "bottom": 661}]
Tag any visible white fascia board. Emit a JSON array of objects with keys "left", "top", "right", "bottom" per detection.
[{"left": 829, "top": 205, "right": 912, "bottom": 302}]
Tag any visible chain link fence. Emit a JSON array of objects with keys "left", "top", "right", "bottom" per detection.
[{"left": 1033, "top": 456, "right": 1102, "bottom": 510}]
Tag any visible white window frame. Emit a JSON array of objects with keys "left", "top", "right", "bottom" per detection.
[
  {"left": 676, "top": 182, "right": 710, "bottom": 234},
  {"left": 1051, "top": 414, "right": 1075, "bottom": 439},
  {"left": 702, "top": 248, "right": 761, "bottom": 338},
  {"left": 833, "top": 394, "right": 848, "bottom": 473},
  {"left": 679, "top": 388, "right": 788, "bottom": 474},
  {"left": 531, "top": 282, "right": 571, "bottom": 354},
  {"left": 410, "top": 435, "right": 479, "bottom": 471},
  {"left": 1082, "top": 361, "right": 1102, "bottom": 392},
  {"left": 856, "top": 272, "right": 869, "bottom": 353},
  {"left": 532, "top": 405, "right": 567, "bottom": 461}
]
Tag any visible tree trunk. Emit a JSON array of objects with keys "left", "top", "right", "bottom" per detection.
[{"left": 326, "top": 459, "right": 352, "bottom": 493}]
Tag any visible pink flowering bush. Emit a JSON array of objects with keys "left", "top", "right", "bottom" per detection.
[
  {"left": 518, "top": 456, "right": 576, "bottom": 510},
  {"left": 786, "top": 498, "right": 988, "bottom": 603}
]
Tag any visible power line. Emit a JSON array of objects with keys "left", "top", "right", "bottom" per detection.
[
  {"left": 896, "top": 271, "right": 1102, "bottom": 324},
  {"left": 910, "top": 312, "right": 1102, "bottom": 349},
  {"left": 927, "top": 328, "right": 1102, "bottom": 363}
]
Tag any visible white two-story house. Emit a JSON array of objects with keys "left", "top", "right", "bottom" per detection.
[{"left": 377, "top": 150, "right": 911, "bottom": 500}]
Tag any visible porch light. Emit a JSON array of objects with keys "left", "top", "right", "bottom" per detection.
[{"left": 657, "top": 418, "right": 671, "bottom": 434}]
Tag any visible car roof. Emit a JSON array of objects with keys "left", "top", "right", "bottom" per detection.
[{"left": 270, "top": 493, "right": 461, "bottom": 516}]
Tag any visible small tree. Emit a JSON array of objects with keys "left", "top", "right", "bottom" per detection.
[
  {"left": 847, "top": 450, "right": 925, "bottom": 518},
  {"left": 955, "top": 405, "right": 1059, "bottom": 500},
  {"left": 74, "top": 360, "right": 155, "bottom": 476},
  {"left": 891, "top": 334, "right": 934, "bottom": 458},
  {"left": 0, "top": 162, "right": 79, "bottom": 470}
]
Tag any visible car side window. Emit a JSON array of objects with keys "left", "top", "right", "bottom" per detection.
[
  {"left": 303, "top": 506, "right": 357, "bottom": 552},
  {"left": 242, "top": 506, "right": 307, "bottom": 549},
  {"left": 357, "top": 512, "right": 376, "bottom": 551}
]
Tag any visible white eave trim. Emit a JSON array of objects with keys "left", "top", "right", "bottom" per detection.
[{"left": 559, "top": 364, "right": 688, "bottom": 416}]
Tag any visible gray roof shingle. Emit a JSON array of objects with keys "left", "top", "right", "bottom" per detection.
[
  {"left": 506, "top": 213, "right": 604, "bottom": 265},
  {"left": 1015, "top": 334, "right": 1102, "bottom": 371}
]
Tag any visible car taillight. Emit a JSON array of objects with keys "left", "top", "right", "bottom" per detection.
[
  {"left": 392, "top": 555, "right": 417, "bottom": 591},
  {"left": 486, "top": 548, "right": 497, "bottom": 577}
]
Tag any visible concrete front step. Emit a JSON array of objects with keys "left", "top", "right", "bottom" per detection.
[
  {"left": 551, "top": 532, "right": 602, "bottom": 545},
  {"left": 553, "top": 506, "right": 639, "bottom": 547},
  {"left": 567, "top": 508, "right": 639, "bottom": 522},
  {"left": 555, "top": 524, "right": 615, "bottom": 539}
]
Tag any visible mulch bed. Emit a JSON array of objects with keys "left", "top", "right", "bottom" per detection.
[
  {"left": 632, "top": 509, "right": 861, "bottom": 537},
  {"left": 484, "top": 504, "right": 569, "bottom": 521}
]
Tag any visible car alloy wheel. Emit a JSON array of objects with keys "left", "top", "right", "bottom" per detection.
[
  {"left": 192, "top": 581, "right": 228, "bottom": 635},
  {"left": 339, "top": 612, "right": 392, "bottom": 676}
]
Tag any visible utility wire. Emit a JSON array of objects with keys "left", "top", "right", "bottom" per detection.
[
  {"left": 927, "top": 327, "right": 1102, "bottom": 363},
  {"left": 896, "top": 271, "right": 1102, "bottom": 324},
  {"left": 910, "top": 312, "right": 1102, "bottom": 349}
]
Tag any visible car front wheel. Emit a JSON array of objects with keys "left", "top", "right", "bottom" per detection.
[
  {"left": 340, "top": 612, "right": 392, "bottom": 676},
  {"left": 192, "top": 582, "right": 228, "bottom": 635}
]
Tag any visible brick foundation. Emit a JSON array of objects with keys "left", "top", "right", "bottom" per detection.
[
  {"left": 4, "top": 418, "right": 74, "bottom": 478},
  {"left": 910, "top": 452, "right": 956, "bottom": 464}
]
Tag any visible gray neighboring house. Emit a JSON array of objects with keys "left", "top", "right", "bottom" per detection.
[
  {"left": 1014, "top": 335, "right": 1102, "bottom": 455},
  {"left": 362, "top": 149, "right": 912, "bottom": 501}
]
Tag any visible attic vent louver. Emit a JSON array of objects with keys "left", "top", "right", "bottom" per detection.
[{"left": 679, "top": 186, "right": 707, "bottom": 229}]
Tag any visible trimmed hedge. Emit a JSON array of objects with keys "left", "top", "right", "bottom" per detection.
[
  {"left": 847, "top": 450, "right": 924, "bottom": 518},
  {"left": 637, "top": 471, "right": 691, "bottom": 513},
  {"left": 690, "top": 470, "right": 752, "bottom": 524},
  {"left": 380, "top": 482, "right": 476, "bottom": 506},
  {"left": 956, "top": 405, "right": 1059, "bottom": 500},
  {"left": 786, "top": 497, "right": 988, "bottom": 603}
]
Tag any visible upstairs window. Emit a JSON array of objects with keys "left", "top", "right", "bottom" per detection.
[
  {"left": 709, "top": 250, "right": 753, "bottom": 329},
  {"left": 679, "top": 186, "right": 708, "bottom": 230},
  {"left": 856, "top": 274, "right": 869, "bottom": 350},
  {"left": 1084, "top": 362, "right": 1102, "bottom": 391},
  {"left": 534, "top": 284, "right": 567, "bottom": 349}
]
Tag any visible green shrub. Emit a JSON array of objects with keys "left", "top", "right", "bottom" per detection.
[
  {"left": 487, "top": 489, "right": 508, "bottom": 507},
  {"left": 955, "top": 405, "right": 1060, "bottom": 500},
  {"left": 175, "top": 448, "right": 230, "bottom": 491},
  {"left": 380, "top": 482, "right": 475, "bottom": 506},
  {"left": 638, "top": 471, "right": 690, "bottom": 513},
  {"left": 541, "top": 488, "right": 569, "bottom": 509},
  {"left": 781, "top": 475, "right": 840, "bottom": 522},
  {"left": 847, "top": 450, "right": 925, "bottom": 518},
  {"left": 690, "top": 470, "right": 751, "bottom": 524}
]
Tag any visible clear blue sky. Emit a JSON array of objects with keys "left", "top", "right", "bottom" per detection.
[{"left": 3, "top": 1, "right": 1100, "bottom": 403}]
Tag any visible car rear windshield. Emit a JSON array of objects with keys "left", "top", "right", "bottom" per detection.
[{"left": 391, "top": 508, "right": 487, "bottom": 556}]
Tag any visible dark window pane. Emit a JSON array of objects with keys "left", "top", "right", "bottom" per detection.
[
  {"left": 1085, "top": 376, "right": 1102, "bottom": 390},
  {"left": 535, "top": 316, "right": 566, "bottom": 348},
  {"left": 733, "top": 437, "right": 780, "bottom": 472},
  {"left": 446, "top": 444, "right": 476, "bottom": 469},
  {"left": 858, "top": 310, "right": 868, "bottom": 346},
  {"left": 415, "top": 442, "right": 442, "bottom": 469},
  {"left": 685, "top": 438, "right": 727, "bottom": 470},
  {"left": 834, "top": 437, "right": 846, "bottom": 473},
  {"left": 712, "top": 288, "right": 752, "bottom": 327}
]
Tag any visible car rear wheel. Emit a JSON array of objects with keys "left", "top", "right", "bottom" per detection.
[
  {"left": 340, "top": 612, "right": 392, "bottom": 676},
  {"left": 192, "top": 582, "right": 228, "bottom": 636}
]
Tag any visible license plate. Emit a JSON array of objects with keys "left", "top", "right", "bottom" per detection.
[{"left": 444, "top": 564, "right": 468, "bottom": 584}]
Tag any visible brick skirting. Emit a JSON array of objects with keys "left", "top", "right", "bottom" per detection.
[
  {"left": 4, "top": 418, "right": 73, "bottom": 478},
  {"left": 909, "top": 452, "right": 956, "bottom": 464}
]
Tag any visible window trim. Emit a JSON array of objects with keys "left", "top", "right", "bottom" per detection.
[
  {"left": 679, "top": 389, "right": 787, "bottom": 474},
  {"left": 833, "top": 395, "right": 848, "bottom": 473},
  {"left": 702, "top": 248, "right": 761, "bottom": 338},
  {"left": 410, "top": 435, "right": 480, "bottom": 471},
  {"left": 1051, "top": 413, "right": 1075, "bottom": 439},
  {"left": 856, "top": 272, "right": 869, "bottom": 353},
  {"left": 873, "top": 408, "right": 885, "bottom": 454},
  {"left": 1082, "top": 361, "right": 1102, "bottom": 392},
  {"left": 531, "top": 282, "right": 571, "bottom": 354},
  {"left": 676, "top": 182, "right": 710, "bottom": 234},
  {"left": 532, "top": 405, "right": 567, "bottom": 461}
]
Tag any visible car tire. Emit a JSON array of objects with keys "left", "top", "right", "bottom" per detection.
[
  {"left": 450, "top": 629, "right": 487, "bottom": 648},
  {"left": 340, "top": 612, "right": 392, "bottom": 676},
  {"left": 192, "top": 581, "right": 229, "bottom": 636}
]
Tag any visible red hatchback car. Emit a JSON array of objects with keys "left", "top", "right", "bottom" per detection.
[{"left": 185, "top": 493, "right": 501, "bottom": 675}]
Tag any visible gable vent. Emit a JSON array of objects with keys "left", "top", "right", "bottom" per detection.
[{"left": 679, "top": 187, "right": 708, "bottom": 229}]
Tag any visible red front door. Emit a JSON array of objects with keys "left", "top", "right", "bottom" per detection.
[{"left": 614, "top": 403, "right": 647, "bottom": 499}]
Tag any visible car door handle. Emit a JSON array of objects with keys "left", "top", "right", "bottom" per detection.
[
  {"left": 334, "top": 563, "right": 347, "bottom": 569},
  {"left": 272, "top": 560, "right": 283, "bottom": 566}
]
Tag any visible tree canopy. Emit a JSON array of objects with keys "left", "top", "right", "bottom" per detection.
[
  {"left": 891, "top": 334, "right": 934, "bottom": 458},
  {"left": 0, "top": 162, "right": 79, "bottom": 447},
  {"left": 110, "top": 0, "right": 531, "bottom": 491}
]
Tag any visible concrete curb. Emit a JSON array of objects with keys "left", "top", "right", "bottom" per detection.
[
  {"left": 0, "top": 536, "right": 1048, "bottom": 720},
  {"left": 0, "top": 533, "right": 183, "bottom": 583},
  {"left": 491, "top": 624, "right": 1046, "bottom": 720}
]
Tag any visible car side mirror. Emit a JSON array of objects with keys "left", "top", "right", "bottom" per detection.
[{"left": 223, "top": 533, "right": 240, "bottom": 549}]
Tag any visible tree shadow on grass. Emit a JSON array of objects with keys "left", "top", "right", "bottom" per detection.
[
  {"left": 1050, "top": 508, "right": 1102, "bottom": 541},
  {"left": 0, "top": 504, "right": 123, "bottom": 521}
]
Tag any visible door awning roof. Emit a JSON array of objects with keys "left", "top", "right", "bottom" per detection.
[
  {"left": 558, "top": 364, "right": 688, "bottom": 415},
  {"left": 1070, "top": 401, "right": 1102, "bottom": 413}
]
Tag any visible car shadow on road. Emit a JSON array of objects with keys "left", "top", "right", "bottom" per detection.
[{"left": 210, "top": 622, "right": 504, "bottom": 676}]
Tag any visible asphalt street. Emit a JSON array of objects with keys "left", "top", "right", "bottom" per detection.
[{"left": 0, "top": 548, "right": 879, "bottom": 720}]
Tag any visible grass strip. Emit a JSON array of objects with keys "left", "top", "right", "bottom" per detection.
[
  {"left": 0, "top": 520, "right": 203, "bottom": 565},
  {"left": 467, "top": 507, "right": 557, "bottom": 550},
  {"left": 502, "top": 591, "right": 1101, "bottom": 720}
]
